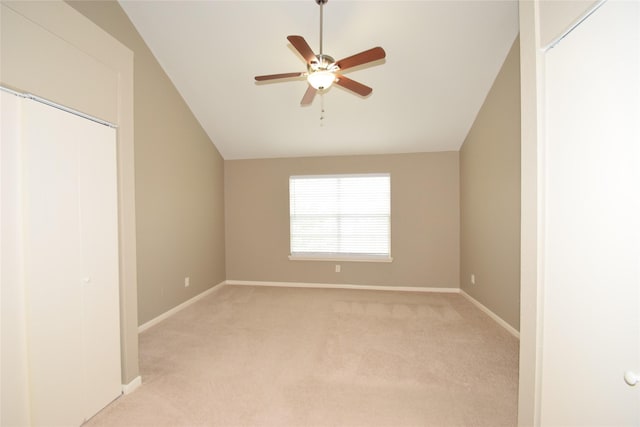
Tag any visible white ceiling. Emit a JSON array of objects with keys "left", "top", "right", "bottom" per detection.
[{"left": 119, "top": 0, "right": 519, "bottom": 160}]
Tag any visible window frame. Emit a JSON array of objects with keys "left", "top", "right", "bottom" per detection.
[{"left": 288, "top": 173, "right": 393, "bottom": 263}]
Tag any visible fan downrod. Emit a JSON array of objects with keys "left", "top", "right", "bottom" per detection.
[{"left": 315, "top": 0, "right": 328, "bottom": 5}]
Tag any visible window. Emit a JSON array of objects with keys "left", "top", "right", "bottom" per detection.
[{"left": 289, "top": 173, "right": 391, "bottom": 262}]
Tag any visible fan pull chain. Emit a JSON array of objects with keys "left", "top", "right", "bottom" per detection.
[{"left": 320, "top": 92, "right": 325, "bottom": 126}]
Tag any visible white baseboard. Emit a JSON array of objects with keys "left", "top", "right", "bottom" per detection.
[
  {"left": 121, "top": 375, "right": 141, "bottom": 394},
  {"left": 137, "top": 280, "right": 518, "bottom": 341},
  {"left": 460, "top": 289, "right": 520, "bottom": 339},
  {"left": 138, "top": 281, "right": 225, "bottom": 333},
  {"left": 225, "top": 280, "right": 459, "bottom": 294}
]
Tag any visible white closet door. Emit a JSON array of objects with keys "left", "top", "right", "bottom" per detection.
[
  {"left": 76, "top": 104, "right": 122, "bottom": 419},
  {"left": 1, "top": 91, "right": 32, "bottom": 427},
  {"left": 22, "top": 98, "right": 121, "bottom": 425},
  {"left": 541, "top": 0, "right": 640, "bottom": 424}
]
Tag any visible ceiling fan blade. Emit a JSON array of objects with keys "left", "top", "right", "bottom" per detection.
[
  {"left": 336, "top": 47, "right": 386, "bottom": 71},
  {"left": 255, "top": 72, "right": 305, "bottom": 81},
  {"left": 335, "top": 75, "right": 373, "bottom": 97},
  {"left": 301, "top": 85, "right": 317, "bottom": 105},
  {"left": 287, "top": 35, "right": 317, "bottom": 64}
]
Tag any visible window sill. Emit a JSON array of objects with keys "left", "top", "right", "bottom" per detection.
[{"left": 288, "top": 255, "right": 393, "bottom": 263}]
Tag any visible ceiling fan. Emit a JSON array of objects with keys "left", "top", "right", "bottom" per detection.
[{"left": 254, "top": 0, "right": 386, "bottom": 106}]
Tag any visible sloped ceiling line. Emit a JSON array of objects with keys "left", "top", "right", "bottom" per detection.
[{"left": 119, "top": 0, "right": 519, "bottom": 160}]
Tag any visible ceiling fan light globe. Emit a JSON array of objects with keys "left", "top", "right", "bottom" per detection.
[{"left": 307, "top": 71, "right": 335, "bottom": 90}]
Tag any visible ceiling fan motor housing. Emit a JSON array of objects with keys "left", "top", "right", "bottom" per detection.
[
  {"left": 307, "top": 54, "right": 339, "bottom": 90},
  {"left": 308, "top": 54, "right": 337, "bottom": 73}
]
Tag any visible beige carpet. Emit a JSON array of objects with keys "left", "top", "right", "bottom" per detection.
[{"left": 86, "top": 285, "right": 519, "bottom": 426}]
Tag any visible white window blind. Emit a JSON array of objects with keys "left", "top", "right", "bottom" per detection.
[{"left": 289, "top": 173, "right": 391, "bottom": 261}]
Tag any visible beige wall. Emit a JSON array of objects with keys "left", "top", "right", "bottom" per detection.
[
  {"left": 459, "top": 37, "right": 521, "bottom": 330},
  {"left": 68, "top": 1, "right": 226, "bottom": 325},
  {"left": 225, "top": 153, "right": 460, "bottom": 288}
]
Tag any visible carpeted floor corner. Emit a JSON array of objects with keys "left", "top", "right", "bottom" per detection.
[{"left": 86, "top": 285, "right": 519, "bottom": 426}]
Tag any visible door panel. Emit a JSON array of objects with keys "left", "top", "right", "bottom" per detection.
[
  {"left": 23, "top": 99, "right": 86, "bottom": 426},
  {"left": 76, "top": 114, "right": 122, "bottom": 419}
]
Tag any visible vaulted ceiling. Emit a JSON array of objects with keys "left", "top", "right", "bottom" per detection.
[{"left": 119, "top": 0, "right": 519, "bottom": 160}]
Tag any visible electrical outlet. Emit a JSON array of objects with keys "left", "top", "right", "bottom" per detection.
[
  {"left": 184, "top": 277, "right": 190, "bottom": 287},
  {"left": 471, "top": 274, "right": 476, "bottom": 285},
  {"left": 335, "top": 264, "right": 341, "bottom": 273}
]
